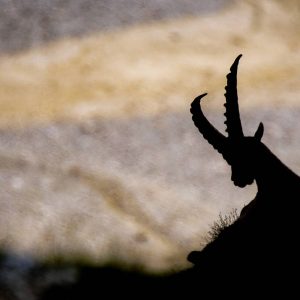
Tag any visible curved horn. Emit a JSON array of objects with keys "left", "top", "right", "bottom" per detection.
[
  {"left": 190, "top": 94, "right": 229, "bottom": 160},
  {"left": 224, "top": 54, "right": 244, "bottom": 140}
]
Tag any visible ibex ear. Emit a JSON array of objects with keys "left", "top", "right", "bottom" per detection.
[{"left": 254, "top": 122, "right": 264, "bottom": 141}]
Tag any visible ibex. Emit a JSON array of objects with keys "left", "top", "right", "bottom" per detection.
[{"left": 187, "top": 55, "right": 300, "bottom": 276}]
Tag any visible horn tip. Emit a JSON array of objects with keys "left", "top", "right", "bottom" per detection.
[
  {"left": 190, "top": 93, "right": 208, "bottom": 110},
  {"left": 194, "top": 93, "right": 208, "bottom": 102},
  {"left": 230, "top": 54, "right": 243, "bottom": 71},
  {"left": 235, "top": 54, "right": 243, "bottom": 63},
  {"left": 198, "top": 92, "right": 208, "bottom": 98}
]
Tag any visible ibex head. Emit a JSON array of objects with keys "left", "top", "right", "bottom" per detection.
[{"left": 190, "top": 55, "right": 264, "bottom": 188}]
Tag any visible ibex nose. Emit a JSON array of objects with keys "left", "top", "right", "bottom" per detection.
[
  {"left": 231, "top": 174, "right": 243, "bottom": 187},
  {"left": 232, "top": 177, "right": 249, "bottom": 188},
  {"left": 187, "top": 251, "right": 203, "bottom": 264}
]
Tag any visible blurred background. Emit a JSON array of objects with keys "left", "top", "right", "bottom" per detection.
[{"left": 1, "top": 0, "right": 300, "bottom": 283}]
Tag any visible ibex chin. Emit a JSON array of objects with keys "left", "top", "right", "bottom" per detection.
[{"left": 187, "top": 55, "right": 300, "bottom": 277}]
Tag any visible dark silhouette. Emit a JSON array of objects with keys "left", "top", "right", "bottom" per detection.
[{"left": 188, "top": 54, "right": 300, "bottom": 290}]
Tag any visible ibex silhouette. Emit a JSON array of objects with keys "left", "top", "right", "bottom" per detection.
[
  {"left": 189, "top": 54, "right": 300, "bottom": 214},
  {"left": 187, "top": 55, "right": 300, "bottom": 280}
]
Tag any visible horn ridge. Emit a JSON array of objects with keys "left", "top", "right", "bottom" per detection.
[
  {"left": 224, "top": 54, "right": 244, "bottom": 140},
  {"left": 190, "top": 94, "right": 229, "bottom": 160}
]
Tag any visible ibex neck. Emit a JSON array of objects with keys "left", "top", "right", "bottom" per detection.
[{"left": 255, "top": 144, "right": 299, "bottom": 195}]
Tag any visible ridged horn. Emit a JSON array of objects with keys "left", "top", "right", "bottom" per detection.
[
  {"left": 190, "top": 93, "right": 229, "bottom": 159},
  {"left": 224, "top": 54, "right": 244, "bottom": 140}
]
